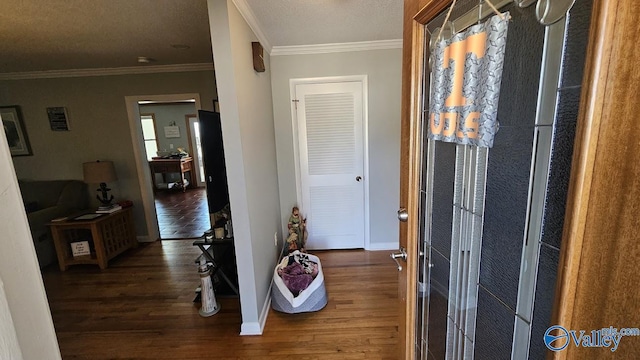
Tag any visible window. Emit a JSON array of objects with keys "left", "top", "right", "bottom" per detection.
[{"left": 140, "top": 114, "right": 158, "bottom": 161}]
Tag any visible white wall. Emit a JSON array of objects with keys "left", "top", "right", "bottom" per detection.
[
  {"left": 207, "top": 0, "right": 281, "bottom": 334},
  {"left": 0, "top": 71, "right": 216, "bottom": 237},
  {"left": 0, "top": 123, "right": 61, "bottom": 359},
  {"left": 0, "top": 278, "right": 23, "bottom": 360},
  {"left": 271, "top": 49, "right": 402, "bottom": 250}
]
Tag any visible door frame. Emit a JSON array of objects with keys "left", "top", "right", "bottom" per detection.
[
  {"left": 289, "top": 75, "right": 371, "bottom": 249},
  {"left": 185, "top": 114, "right": 206, "bottom": 188},
  {"left": 124, "top": 93, "right": 202, "bottom": 242},
  {"left": 400, "top": 0, "right": 454, "bottom": 358}
]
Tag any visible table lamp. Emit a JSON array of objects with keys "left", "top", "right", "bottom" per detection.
[{"left": 83, "top": 160, "right": 118, "bottom": 209}]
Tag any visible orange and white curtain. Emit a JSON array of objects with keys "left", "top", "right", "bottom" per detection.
[{"left": 428, "top": 13, "right": 510, "bottom": 148}]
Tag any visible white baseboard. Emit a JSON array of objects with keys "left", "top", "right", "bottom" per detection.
[
  {"left": 136, "top": 235, "right": 153, "bottom": 243},
  {"left": 366, "top": 241, "right": 399, "bottom": 251},
  {"left": 240, "top": 321, "right": 261, "bottom": 336},
  {"left": 240, "top": 285, "right": 272, "bottom": 336}
]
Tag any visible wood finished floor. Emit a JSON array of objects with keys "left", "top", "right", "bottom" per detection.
[
  {"left": 154, "top": 188, "right": 210, "bottom": 239},
  {"left": 42, "top": 240, "right": 400, "bottom": 359}
]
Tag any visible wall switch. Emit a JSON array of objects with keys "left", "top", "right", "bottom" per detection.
[{"left": 170, "top": 144, "right": 174, "bottom": 149}]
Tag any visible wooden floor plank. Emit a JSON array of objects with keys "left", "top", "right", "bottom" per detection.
[{"left": 42, "top": 240, "right": 400, "bottom": 359}]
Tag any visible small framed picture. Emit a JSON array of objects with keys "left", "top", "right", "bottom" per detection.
[
  {"left": 164, "top": 125, "right": 180, "bottom": 138},
  {"left": 47, "top": 107, "right": 70, "bottom": 131},
  {"left": 1, "top": 105, "right": 33, "bottom": 157}
]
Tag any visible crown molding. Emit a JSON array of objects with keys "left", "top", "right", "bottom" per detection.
[
  {"left": 271, "top": 39, "right": 403, "bottom": 56},
  {"left": 231, "top": 0, "right": 273, "bottom": 54},
  {"left": 0, "top": 63, "right": 214, "bottom": 81}
]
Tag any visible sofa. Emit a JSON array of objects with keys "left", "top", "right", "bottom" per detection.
[{"left": 18, "top": 180, "right": 89, "bottom": 268}]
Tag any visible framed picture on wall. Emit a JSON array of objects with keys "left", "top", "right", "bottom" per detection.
[
  {"left": 47, "top": 107, "right": 70, "bottom": 131},
  {"left": 1, "top": 105, "right": 33, "bottom": 156},
  {"left": 164, "top": 125, "right": 180, "bottom": 138}
]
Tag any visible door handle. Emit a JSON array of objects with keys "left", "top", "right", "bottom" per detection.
[
  {"left": 356, "top": 176, "right": 362, "bottom": 182},
  {"left": 390, "top": 247, "right": 407, "bottom": 272},
  {"left": 397, "top": 208, "right": 409, "bottom": 222}
]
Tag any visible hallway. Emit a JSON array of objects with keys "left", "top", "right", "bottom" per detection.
[
  {"left": 42, "top": 241, "right": 399, "bottom": 359},
  {"left": 154, "top": 187, "right": 210, "bottom": 239}
]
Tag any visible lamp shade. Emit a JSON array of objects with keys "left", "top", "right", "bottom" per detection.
[{"left": 83, "top": 161, "right": 117, "bottom": 183}]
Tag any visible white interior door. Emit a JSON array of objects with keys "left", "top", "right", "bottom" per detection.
[{"left": 295, "top": 80, "right": 365, "bottom": 249}]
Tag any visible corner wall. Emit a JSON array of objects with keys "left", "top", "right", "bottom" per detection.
[
  {"left": 0, "top": 122, "right": 61, "bottom": 359},
  {"left": 270, "top": 49, "right": 402, "bottom": 250},
  {"left": 207, "top": 0, "right": 281, "bottom": 334}
]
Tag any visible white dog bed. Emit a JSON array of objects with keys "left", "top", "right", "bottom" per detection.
[{"left": 271, "top": 253, "right": 327, "bottom": 313}]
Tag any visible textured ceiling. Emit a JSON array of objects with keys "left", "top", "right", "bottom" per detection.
[
  {"left": 0, "top": 0, "right": 213, "bottom": 73},
  {"left": 0, "top": 0, "right": 403, "bottom": 74},
  {"left": 245, "top": 0, "right": 403, "bottom": 46}
]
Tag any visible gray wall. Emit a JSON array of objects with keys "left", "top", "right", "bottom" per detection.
[
  {"left": 0, "top": 125, "right": 61, "bottom": 359},
  {"left": 139, "top": 102, "right": 197, "bottom": 155},
  {"left": 208, "top": 0, "right": 281, "bottom": 334},
  {"left": 139, "top": 102, "right": 197, "bottom": 184},
  {"left": 0, "top": 71, "right": 217, "bottom": 236},
  {"left": 270, "top": 48, "right": 402, "bottom": 249}
]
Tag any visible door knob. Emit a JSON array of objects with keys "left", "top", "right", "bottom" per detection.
[
  {"left": 356, "top": 176, "right": 362, "bottom": 182},
  {"left": 397, "top": 208, "right": 409, "bottom": 222},
  {"left": 390, "top": 247, "right": 407, "bottom": 272}
]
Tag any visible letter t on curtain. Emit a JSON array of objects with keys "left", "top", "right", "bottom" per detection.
[{"left": 428, "top": 13, "right": 510, "bottom": 148}]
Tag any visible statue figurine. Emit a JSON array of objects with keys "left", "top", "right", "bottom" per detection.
[
  {"left": 286, "top": 232, "right": 299, "bottom": 253},
  {"left": 288, "top": 206, "right": 307, "bottom": 252}
]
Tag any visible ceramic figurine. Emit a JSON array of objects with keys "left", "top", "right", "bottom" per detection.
[{"left": 288, "top": 206, "right": 307, "bottom": 252}]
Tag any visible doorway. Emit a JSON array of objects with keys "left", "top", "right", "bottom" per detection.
[
  {"left": 137, "top": 102, "right": 210, "bottom": 239},
  {"left": 291, "top": 76, "right": 369, "bottom": 250},
  {"left": 125, "top": 93, "right": 211, "bottom": 242}
]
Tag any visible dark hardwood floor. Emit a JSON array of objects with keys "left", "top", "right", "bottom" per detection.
[
  {"left": 42, "top": 241, "right": 399, "bottom": 359},
  {"left": 154, "top": 187, "right": 210, "bottom": 239}
]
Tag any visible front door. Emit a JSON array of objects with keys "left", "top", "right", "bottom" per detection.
[
  {"left": 294, "top": 79, "right": 366, "bottom": 250},
  {"left": 400, "top": 0, "right": 583, "bottom": 358}
]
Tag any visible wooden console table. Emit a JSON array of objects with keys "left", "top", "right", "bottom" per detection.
[
  {"left": 149, "top": 156, "right": 193, "bottom": 192},
  {"left": 48, "top": 207, "right": 137, "bottom": 271}
]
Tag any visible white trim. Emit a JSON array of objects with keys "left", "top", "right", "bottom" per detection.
[
  {"left": 289, "top": 75, "right": 370, "bottom": 249},
  {"left": 362, "top": 76, "right": 371, "bottom": 251},
  {"left": 259, "top": 287, "right": 272, "bottom": 332},
  {"left": 272, "top": 39, "right": 403, "bottom": 56},
  {"left": 186, "top": 116, "right": 207, "bottom": 188},
  {"left": 239, "top": 322, "right": 261, "bottom": 336},
  {"left": 0, "top": 63, "right": 213, "bottom": 81},
  {"left": 367, "top": 241, "right": 399, "bottom": 251},
  {"left": 136, "top": 235, "right": 152, "bottom": 243},
  {"left": 124, "top": 93, "right": 202, "bottom": 243},
  {"left": 231, "top": 0, "right": 272, "bottom": 53},
  {"left": 240, "top": 286, "right": 272, "bottom": 336},
  {"left": 289, "top": 83, "right": 304, "bottom": 212}
]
